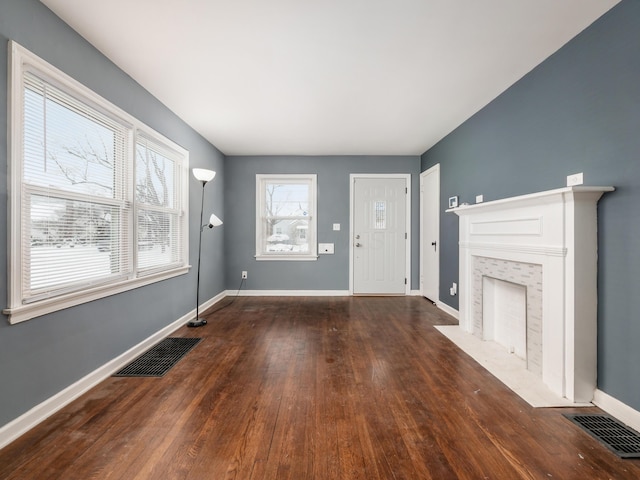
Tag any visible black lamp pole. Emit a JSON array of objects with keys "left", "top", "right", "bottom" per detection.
[{"left": 188, "top": 176, "right": 209, "bottom": 328}]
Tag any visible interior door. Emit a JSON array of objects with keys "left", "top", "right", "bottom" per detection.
[
  {"left": 352, "top": 177, "right": 407, "bottom": 294},
  {"left": 421, "top": 165, "right": 440, "bottom": 303}
]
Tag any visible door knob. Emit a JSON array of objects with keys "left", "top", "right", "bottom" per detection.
[
  {"left": 355, "top": 243, "right": 362, "bottom": 247},
  {"left": 431, "top": 241, "right": 437, "bottom": 251}
]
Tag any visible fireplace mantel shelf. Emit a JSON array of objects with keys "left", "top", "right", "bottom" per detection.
[
  {"left": 447, "top": 186, "right": 614, "bottom": 215},
  {"left": 450, "top": 184, "right": 614, "bottom": 404}
]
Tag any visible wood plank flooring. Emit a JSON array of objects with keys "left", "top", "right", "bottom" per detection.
[{"left": 2, "top": 296, "right": 640, "bottom": 479}]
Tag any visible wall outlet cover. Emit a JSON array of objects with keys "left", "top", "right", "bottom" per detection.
[
  {"left": 318, "top": 243, "right": 334, "bottom": 254},
  {"left": 567, "top": 172, "right": 584, "bottom": 186}
]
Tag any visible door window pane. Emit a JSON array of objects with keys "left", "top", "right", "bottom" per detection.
[{"left": 374, "top": 200, "right": 386, "bottom": 229}]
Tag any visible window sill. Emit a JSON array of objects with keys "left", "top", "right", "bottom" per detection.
[
  {"left": 3, "top": 265, "right": 190, "bottom": 325},
  {"left": 255, "top": 254, "right": 318, "bottom": 261}
]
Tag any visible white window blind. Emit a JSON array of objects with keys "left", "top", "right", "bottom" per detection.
[
  {"left": 5, "top": 41, "right": 190, "bottom": 324},
  {"left": 22, "top": 72, "right": 131, "bottom": 301}
]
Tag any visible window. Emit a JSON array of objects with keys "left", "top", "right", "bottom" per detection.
[
  {"left": 374, "top": 201, "right": 387, "bottom": 229},
  {"left": 256, "top": 174, "right": 317, "bottom": 260},
  {"left": 135, "top": 136, "right": 184, "bottom": 274},
  {"left": 4, "top": 42, "right": 189, "bottom": 324}
]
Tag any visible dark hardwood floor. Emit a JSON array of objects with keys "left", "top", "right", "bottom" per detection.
[{"left": 2, "top": 296, "right": 640, "bottom": 479}]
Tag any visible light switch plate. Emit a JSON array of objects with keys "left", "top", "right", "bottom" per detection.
[{"left": 332, "top": 223, "right": 340, "bottom": 231}]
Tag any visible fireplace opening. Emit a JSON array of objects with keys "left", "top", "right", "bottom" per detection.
[
  {"left": 473, "top": 256, "right": 543, "bottom": 376},
  {"left": 482, "top": 277, "right": 527, "bottom": 361}
]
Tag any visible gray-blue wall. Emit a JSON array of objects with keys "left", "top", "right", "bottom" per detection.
[
  {"left": 0, "top": 0, "right": 225, "bottom": 427},
  {"left": 421, "top": 0, "right": 640, "bottom": 410},
  {"left": 224, "top": 156, "right": 421, "bottom": 291}
]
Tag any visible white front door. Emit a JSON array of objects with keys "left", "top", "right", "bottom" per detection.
[
  {"left": 352, "top": 176, "right": 408, "bottom": 294},
  {"left": 420, "top": 165, "right": 440, "bottom": 302}
]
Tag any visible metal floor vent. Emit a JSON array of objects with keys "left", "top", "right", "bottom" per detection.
[
  {"left": 113, "top": 337, "right": 201, "bottom": 377},
  {"left": 564, "top": 414, "right": 640, "bottom": 458}
]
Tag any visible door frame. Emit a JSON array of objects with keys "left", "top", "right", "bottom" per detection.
[
  {"left": 349, "top": 173, "right": 411, "bottom": 295},
  {"left": 420, "top": 164, "right": 440, "bottom": 302}
]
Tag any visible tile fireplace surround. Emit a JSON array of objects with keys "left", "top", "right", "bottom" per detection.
[{"left": 449, "top": 186, "right": 614, "bottom": 403}]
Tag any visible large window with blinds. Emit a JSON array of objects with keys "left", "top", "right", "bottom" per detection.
[{"left": 4, "top": 42, "right": 189, "bottom": 324}]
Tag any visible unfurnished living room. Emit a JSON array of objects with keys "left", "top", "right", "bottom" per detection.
[{"left": 1, "top": 0, "right": 640, "bottom": 478}]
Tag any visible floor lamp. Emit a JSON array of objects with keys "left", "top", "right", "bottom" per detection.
[{"left": 188, "top": 168, "right": 223, "bottom": 328}]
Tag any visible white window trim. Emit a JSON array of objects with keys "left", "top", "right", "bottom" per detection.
[
  {"left": 255, "top": 174, "right": 318, "bottom": 261},
  {"left": 4, "top": 41, "right": 189, "bottom": 324}
]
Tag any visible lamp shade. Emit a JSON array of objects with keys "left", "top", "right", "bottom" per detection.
[
  {"left": 193, "top": 168, "right": 216, "bottom": 183},
  {"left": 208, "top": 213, "right": 223, "bottom": 227}
]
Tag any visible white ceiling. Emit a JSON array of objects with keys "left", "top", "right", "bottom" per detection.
[{"left": 40, "top": 0, "right": 619, "bottom": 156}]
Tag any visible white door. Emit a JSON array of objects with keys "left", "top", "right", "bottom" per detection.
[
  {"left": 421, "top": 165, "right": 440, "bottom": 303},
  {"left": 352, "top": 176, "right": 407, "bottom": 294}
]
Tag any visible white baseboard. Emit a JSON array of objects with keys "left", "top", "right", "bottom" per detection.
[
  {"left": 593, "top": 389, "right": 640, "bottom": 432},
  {"left": 230, "top": 289, "right": 350, "bottom": 297},
  {"left": 436, "top": 301, "right": 459, "bottom": 320},
  {"left": 0, "top": 293, "right": 225, "bottom": 450},
  {"left": 200, "top": 291, "right": 227, "bottom": 312},
  {"left": 229, "top": 290, "right": 427, "bottom": 297}
]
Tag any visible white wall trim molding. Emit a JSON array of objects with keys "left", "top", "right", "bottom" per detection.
[
  {"left": 593, "top": 389, "right": 640, "bottom": 433},
  {"left": 230, "top": 290, "right": 350, "bottom": 297},
  {"left": 459, "top": 241, "right": 567, "bottom": 258},
  {"left": 199, "top": 291, "right": 228, "bottom": 313},
  {"left": 437, "top": 301, "right": 459, "bottom": 320},
  {"left": 0, "top": 292, "right": 226, "bottom": 450}
]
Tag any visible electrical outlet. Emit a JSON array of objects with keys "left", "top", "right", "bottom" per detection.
[
  {"left": 475, "top": 194, "right": 484, "bottom": 203},
  {"left": 241, "top": 271, "right": 247, "bottom": 279},
  {"left": 567, "top": 172, "right": 584, "bottom": 186}
]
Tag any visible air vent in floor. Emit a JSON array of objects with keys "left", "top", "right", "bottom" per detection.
[
  {"left": 113, "top": 337, "right": 201, "bottom": 377},
  {"left": 564, "top": 414, "right": 640, "bottom": 458}
]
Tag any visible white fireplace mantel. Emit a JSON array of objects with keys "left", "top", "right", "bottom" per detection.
[{"left": 448, "top": 186, "right": 614, "bottom": 403}]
